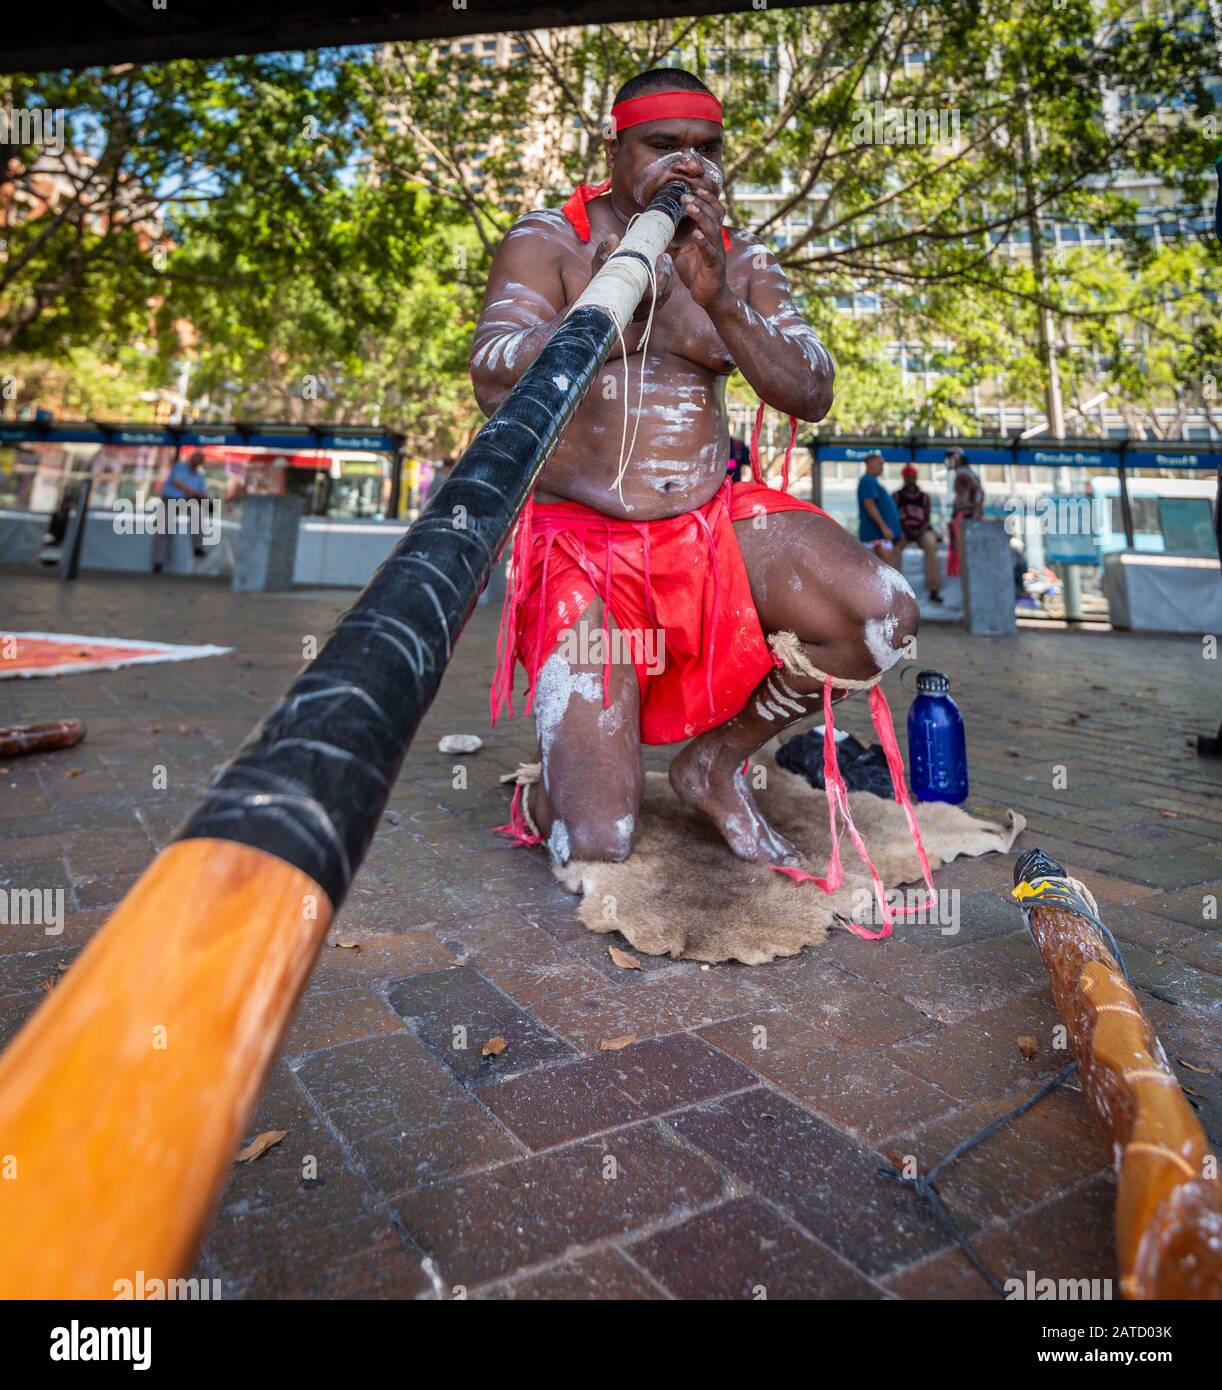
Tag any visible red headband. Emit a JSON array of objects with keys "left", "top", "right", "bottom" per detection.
[{"left": 610, "top": 90, "right": 723, "bottom": 134}]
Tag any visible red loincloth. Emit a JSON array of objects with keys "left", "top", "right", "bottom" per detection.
[{"left": 490, "top": 479, "right": 832, "bottom": 746}]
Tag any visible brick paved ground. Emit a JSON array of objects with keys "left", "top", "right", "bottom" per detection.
[{"left": 1, "top": 568, "right": 1218, "bottom": 1299}]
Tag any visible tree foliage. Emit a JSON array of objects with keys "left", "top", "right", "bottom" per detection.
[{"left": 1, "top": 2, "right": 1217, "bottom": 444}]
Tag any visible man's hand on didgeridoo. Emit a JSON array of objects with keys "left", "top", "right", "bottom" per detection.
[
  {"left": 671, "top": 187, "right": 730, "bottom": 311},
  {"left": 592, "top": 235, "right": 675, "bottom": 322}
]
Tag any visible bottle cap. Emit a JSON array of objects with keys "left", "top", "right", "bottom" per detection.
[{"left": 915, "top": 669, "right": 951, "bottom": 693}]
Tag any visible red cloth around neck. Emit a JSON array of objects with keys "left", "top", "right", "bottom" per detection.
[{"left": 560, "top": 180, "right": 732, "bottom": 252}]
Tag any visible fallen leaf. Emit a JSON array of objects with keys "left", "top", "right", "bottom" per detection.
[
  {"left": 65, "top": 767, "right": 84, "bottom": 778},
  {"left": 333, "top": 939, "right": 360, "bottom": 950},
  {"left": 600, "top": 1034, "right": 637, "bottom": 1052},
  {"left": 482, "top": 1036, "right": 508, "bottom": 1057},
  {"left": 1017, "top": 1034, "right": 1038, "bottom": 1060},
  {"left": 608, "top": 946, "right": 642, "bottom": 971},
  {"left": 39, "top": 975, "right": 57, "bottom": 992},
  {"left": 236, "top": 1130, "right": 286, "bottom": 1163},
  {"left": 1178, "top": 1058, "right": 1212, "bottom": 1075},
  {"left": 1158, "top": 810, "right": 1179, "bottom": 819}
]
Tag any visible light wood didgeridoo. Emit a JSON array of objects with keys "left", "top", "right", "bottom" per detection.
[
  {"left": 0, "top": 838, "right": 332, "bottom": 1298},
  {"left": 1013, "top": 848, "right": 1222, "bottom": 1299}
]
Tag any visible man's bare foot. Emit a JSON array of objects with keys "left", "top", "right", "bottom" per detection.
[{"left": 669, "top": 740, "right": 806, "bottom": 867}]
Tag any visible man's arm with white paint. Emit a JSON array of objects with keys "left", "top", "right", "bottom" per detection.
[
  {"left": 469, "top": 213, "right": 571, "bottom": 414},
  {"left": 707, "top": 238, "right": 835, "bottom": 423},
  {"left": 470, "top": 211, "right": 658, "bottom": 414}
]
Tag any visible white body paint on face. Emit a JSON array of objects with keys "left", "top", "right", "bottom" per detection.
[
  {"left": 865, "top": 614, "right": 904, "bottom": 672},
  {"left": 699, "top": 157, "right": 723, "bottom": 191},
  {"left": 631, "top": 154, "right": 697, "bottom": 205}
]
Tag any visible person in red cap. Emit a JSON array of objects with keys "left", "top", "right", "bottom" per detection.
[
  {"left": 893, "top": 465, "right": 943, "bottom": 603},
  {"left": 472, "top": 68, "right": 919, "bottom": 869}
]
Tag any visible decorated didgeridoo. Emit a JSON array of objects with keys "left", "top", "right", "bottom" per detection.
[
  {"left": 0, "top": 719, "right": 86, "bottom": 759},
  {"left": 1013, "top": 848, "right": 1222, "bottom": 1299},
  {"left": 0, "top": 182, "right": 691, "bottom": 1299}
]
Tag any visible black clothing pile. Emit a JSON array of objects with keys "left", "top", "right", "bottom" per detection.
[{"left": 775, "top": 729, "right": 894, "bottom": 799}]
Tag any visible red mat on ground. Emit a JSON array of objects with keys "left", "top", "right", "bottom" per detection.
[{"left": 0, "top": 631, "right": 231, "bottom": 679}]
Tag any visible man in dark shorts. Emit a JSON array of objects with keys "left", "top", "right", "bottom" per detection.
[{"left": 893, "top": 464, "right": 942, "bottom": 602}]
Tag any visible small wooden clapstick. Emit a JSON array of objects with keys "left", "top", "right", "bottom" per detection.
[{"left": 0, "top": 719, "right": 86, "bottom": 760}]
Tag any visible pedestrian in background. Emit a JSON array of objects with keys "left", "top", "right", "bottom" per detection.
[
  {"left": 856, "top": 450, "right": 902, "bottom": 569},
  {"left": 945, "top": 448, "right": 984, "bottom": 578},
  {"left": 153, "top": 450, "right": 209, "bottom": 573},
  {"left": 893, "top": 464, "right": 943, "bottom": 602}
]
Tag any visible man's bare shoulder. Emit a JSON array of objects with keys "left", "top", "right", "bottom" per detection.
[
  {"left": 725, "top": 226, "right": 772, "bottom": 263},
  {"left": 499, "top": 207, "right": 577, "bottom": 250}
]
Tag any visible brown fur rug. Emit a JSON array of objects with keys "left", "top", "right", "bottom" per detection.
[{"left": 506, "top": 763, "right": 1024, "bottom": 965}]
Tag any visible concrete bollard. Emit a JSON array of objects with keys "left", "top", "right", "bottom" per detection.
[
  {"left": 961, "top": 519, "right": 1017, "bottom": 636},
  {"left": 232, "top": 495, "right": 303, "bottom": 592}
]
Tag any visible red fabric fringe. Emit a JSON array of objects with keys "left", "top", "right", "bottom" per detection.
[
  {"left": 771, "top": 677, "right": 936, "bottom": 940},
  {"left": 492, "top": 780, "right": 542, "bottom": 847}
]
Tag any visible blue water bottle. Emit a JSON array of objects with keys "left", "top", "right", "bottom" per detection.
[{"left": 907, "top": 670, "right": 968, "bottom": 804}]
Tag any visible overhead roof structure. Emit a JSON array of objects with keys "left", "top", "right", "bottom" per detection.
[{"left": 2, "top": 0, "right": 826, "bottom": 75}]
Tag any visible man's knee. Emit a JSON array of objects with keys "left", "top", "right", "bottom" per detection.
[
  {"left": 546, "top": 808, "right": 637, "bottom": 864},
  {"left": 853, "top": 558, "right": 919, "bottom": 675}
]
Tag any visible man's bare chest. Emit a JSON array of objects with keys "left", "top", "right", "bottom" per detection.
[{"left": 558, "top": 252, "right": 739, "bottom": 375}]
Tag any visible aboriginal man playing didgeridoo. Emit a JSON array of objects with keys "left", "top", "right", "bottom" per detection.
[{"left": 474, "top": 68, "right": 919, "bottom": 869}]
